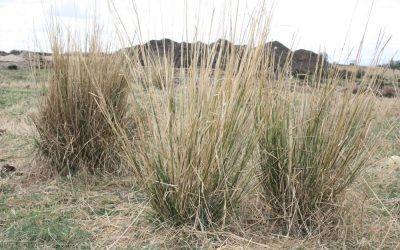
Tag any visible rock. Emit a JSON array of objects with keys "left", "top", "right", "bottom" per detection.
[
  {"left": 127, "top": 38, "right": 177, "bottom": 67},
  {"left": 265, "top": 41, "right": 290, "bottom": 70},
  {"left": 0, "top": 164, "right": 16, "bottom": 178},
  {"left": 2, "top": 164, "right": 16, "bottom": 173},
  {"left": 292, "top": 49, "right": 329, "bottom": 77},
  {"left": 0, "top": 129, "right": 6, "bottom": 136},
  {"left": 387, "top": 156, "right": 400, "bottom": 166}
]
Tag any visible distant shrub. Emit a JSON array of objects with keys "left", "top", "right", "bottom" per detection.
[
  {"left": 379, "top": 86, "right": 397, "bottom": 98},
  {"left": 7, "top": 64, "right": 18, "bottom": 70},
  {"left": 356, "top": 69, "right": 365, "bottom": 79},
  {"left": 389, "top": 60, "right": 400, "bottom": 70},
  {"left": 9, "top": 50, "right": 22, "bottom": 55},
  {"left": 336, "top": 68, "right": 365, "bottom": 79},
  {"left": 337, "top": 69, "right": 350, "bottom": 79}
]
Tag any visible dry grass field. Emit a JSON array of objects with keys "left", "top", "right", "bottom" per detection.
[
  {"left": 0, "top": 0, "right": 399, "bottom": 246},
  {"left": 0, "top": 63, "right": 399, "bottom": 248}
]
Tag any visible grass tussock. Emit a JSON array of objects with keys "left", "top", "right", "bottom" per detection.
[
  {"left": 33, "top": 33, "right": 129, "bottom": 175},
  {"left": 256, "top": 77, "right": 376, "bottom": 235},
  {"left": 99, "top": 37, "right": 270, "bottom": 229}
]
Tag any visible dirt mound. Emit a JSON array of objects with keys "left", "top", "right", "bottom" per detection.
[
  {"left": 2, "top": 41, "right": 328, "bottom": 76},
  {"left": 124, "top": 39, "right": 328, "bottom": 77}
]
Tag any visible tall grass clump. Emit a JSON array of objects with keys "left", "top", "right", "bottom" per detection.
[
  {"left": 145, "top": 46, "right": 264, "bottom": 228},
  {"left": 99, "top": 25, "right": 271, "bottom": 228},
  {"left": 257, "top": 72, "right": 377, "bottom": 235},
  {"left": 33, "top": 31, "right": 129, "bottom": 175}
]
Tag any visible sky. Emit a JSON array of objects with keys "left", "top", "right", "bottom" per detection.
[{"left": 0, "top": 0, "right": 398, "bottom": 65}]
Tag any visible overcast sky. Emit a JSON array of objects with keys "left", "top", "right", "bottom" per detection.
[{"left": 0, "top": 0, "right": 398, "bottom": 65}]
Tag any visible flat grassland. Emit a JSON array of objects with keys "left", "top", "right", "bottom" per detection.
[{"left": 0, "top": 68, "right": 399, "bottom": 248}]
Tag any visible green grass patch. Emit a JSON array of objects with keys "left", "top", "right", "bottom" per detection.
[
  {"left": 0, "top": 196, "right": 8, "bottom": 213},
  {"left": 0, "top": 191, "right": 92, "bottom": 249},
  {"left": 0, "top": 88, "right": 38, "bottom": 108},
  {"left": 0, "top": 133, "right": 36, "bottom": 162},
  {"left": 0, "top": 183, "right": 15, "bottom": 195},
  {"left": 0, "top": 211, "right": 91, "bottom": 249},
  {"left": 0, "top": 69, "right": 49, "bottom": 83},
  {"left": 0, "top": 87, "right": 41, "bottom": 117}
]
